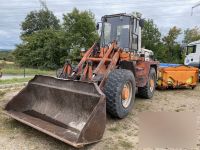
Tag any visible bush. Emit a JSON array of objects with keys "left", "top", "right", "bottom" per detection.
[{"left": 0, "top": 51, "right": 14, "bottom": 62}]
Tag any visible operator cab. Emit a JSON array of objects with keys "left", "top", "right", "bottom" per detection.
[{"left": 99, "top": 13, "right": 144, "bottom": 51}]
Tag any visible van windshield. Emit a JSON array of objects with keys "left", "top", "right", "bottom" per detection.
[{"left": 101, "top": 16, "right": 130, "bottom": 48}]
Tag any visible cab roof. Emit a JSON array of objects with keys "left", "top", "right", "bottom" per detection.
[
  {"left": 102, "top": 13, "right": 140, "bottom": 20},
  {"left": 188, "top": 40, "right": 200, "bottom": 46}
]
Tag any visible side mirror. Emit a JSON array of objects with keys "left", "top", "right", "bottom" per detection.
[
  {"left": 96, "top": 23, "right": 99, "bottom": 30},
  {"left": 139, "top": 19, "right": 145, "bottom": 28}
]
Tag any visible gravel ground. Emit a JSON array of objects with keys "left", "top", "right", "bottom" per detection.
[{"left": 0, "top": 84, "right": 200, "bottom": 150}]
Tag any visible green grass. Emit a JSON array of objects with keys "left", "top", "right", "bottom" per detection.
[
  {"left": 0, "top": 91, "right": 5, "bottom": 97},
  {"left": 2, "top": 67, "right": 55, "bottom": 75},
  {"left": 0, "top": 51, "right": 14, "bottom": 62},
  {"left": 108, "top": 126, "right": 120, "bottom": 132},
  {"left": 1, "top": 63, "right": 55, "bottom": 76},
  {"left": 0, "top": 77, "right": 32, "bottom": 85},
  {"left": 119, "top": 140, "right": 133, "bottom": 149}
]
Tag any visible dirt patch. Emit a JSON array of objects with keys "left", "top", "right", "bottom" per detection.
[{"left": 0, "top": 85, "right": 200, "bottom": 150}]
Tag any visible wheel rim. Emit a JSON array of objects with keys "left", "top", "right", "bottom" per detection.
[
  {"left": 150, "top": 78, "right": 155, "bottom": 92},
  {"left": 121, "top": 81, "right": 132, "bottom": 108}
]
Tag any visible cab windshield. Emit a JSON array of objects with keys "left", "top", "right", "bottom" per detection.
[{"left": 101, "top": 16, "right": 130, "bottom": 49}]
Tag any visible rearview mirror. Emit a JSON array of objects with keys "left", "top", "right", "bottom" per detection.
[
  {"left": 96, "top": 23, "right": 99, "bottom": 30},
  {"left": 139, "top": 19, "right": 145, "bottom": 28}
]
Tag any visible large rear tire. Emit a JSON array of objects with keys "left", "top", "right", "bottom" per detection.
[
  {"left": 104, "top": 69, "right": 136, "bottom": 118},
  {"left": 138, "top": 67, "right": 156, "bottom": 99}
]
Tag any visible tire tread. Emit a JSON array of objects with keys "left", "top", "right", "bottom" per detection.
[{"left": 104, "top": 69, "right": 135, "bottom": 118}]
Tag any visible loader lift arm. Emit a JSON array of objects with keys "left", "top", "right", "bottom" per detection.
[{"left": 62, "top": 41, "right": 121, "bottom": 89}]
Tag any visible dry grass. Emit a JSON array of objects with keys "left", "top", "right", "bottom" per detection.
[
  {"left": 0, "top": 91, "right": 5, "bottom": 97},
  {"left": 118, "top": 140, "right": 134, "bottom": 149},
  {"left": 108, "top": 125, "right": 120, "bottom": 132},
  {"left": 0, "top": 60, "right": 14, "bottom": 65}
]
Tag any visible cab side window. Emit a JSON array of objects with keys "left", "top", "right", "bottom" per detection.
[
  {"left": 132, "top": 19, "right": 139, "bottom": 50},
  {"left": 186, "top": 45, "right": 196, "bottom": 55}
]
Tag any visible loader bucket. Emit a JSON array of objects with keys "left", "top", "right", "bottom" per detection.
[{"left": 4, "top": 75, "right": 106, "bottom": 148}]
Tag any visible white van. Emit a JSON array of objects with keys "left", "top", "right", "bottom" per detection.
[{"left": 184, "top": 40, "right": 200, "bottom": 78}]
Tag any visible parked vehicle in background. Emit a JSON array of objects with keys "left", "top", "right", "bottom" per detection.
[
  {"left": 184, "top": 40, "right": 200, "bottom": 78},
  {"left": 157, "top": 65, "right": 199, "bottom": 89},
  {"left": 184, "top": 40, "right": 200, "bottom": 67}
]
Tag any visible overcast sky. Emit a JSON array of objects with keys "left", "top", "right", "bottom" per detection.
[{"left": 0, "top": 0, "right": 200, "bottom": 49}]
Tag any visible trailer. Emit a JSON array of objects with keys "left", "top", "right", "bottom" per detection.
[{"left": 157, "top": 65, "right": 199, "bottom": 89}]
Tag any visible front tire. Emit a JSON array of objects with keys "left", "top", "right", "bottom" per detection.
[{"left": 104, "top": 69, "right": 136, "bottom": 118}]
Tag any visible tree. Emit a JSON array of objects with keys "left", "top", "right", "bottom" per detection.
[
  {"left": 183, "top": 26, "right": 200, "bottom": 44},
  {"left": 14, "top": 4, "right": 67, "bottom": 69},
  {"left": 21, "top": 5, "right": 60, "bottom": 36},
  {"left": 14, "top": 7, "right": 98, "bottom": 69},
  {"left": 63, "top": 8, "right": 98, "bottom": 51},
  {"left": 142, "top": 19, "right": 161, "bottom": 49},
  {"left": 141, "top": 19, "right": 166, "bottom": 61},
  {"left": 14, "top": 29, "right": 68, "bottom": 69},
  {"left": 162, "top": 26, "right": 182, "bottom": 63}
]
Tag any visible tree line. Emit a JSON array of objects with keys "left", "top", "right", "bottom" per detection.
[
  {"left": 14, "top": 7, "right": 98, "bottom": 69},
  {"left": 13, "top": 6, "right": 200, "bottom": 69},
  {"left": 142, "top": 20, "right": 200, "bottom": 64}
]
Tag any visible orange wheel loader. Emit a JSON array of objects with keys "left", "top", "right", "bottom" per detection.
[{"left": 4, "top": 13, "right": 158, "bottom": 148}]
